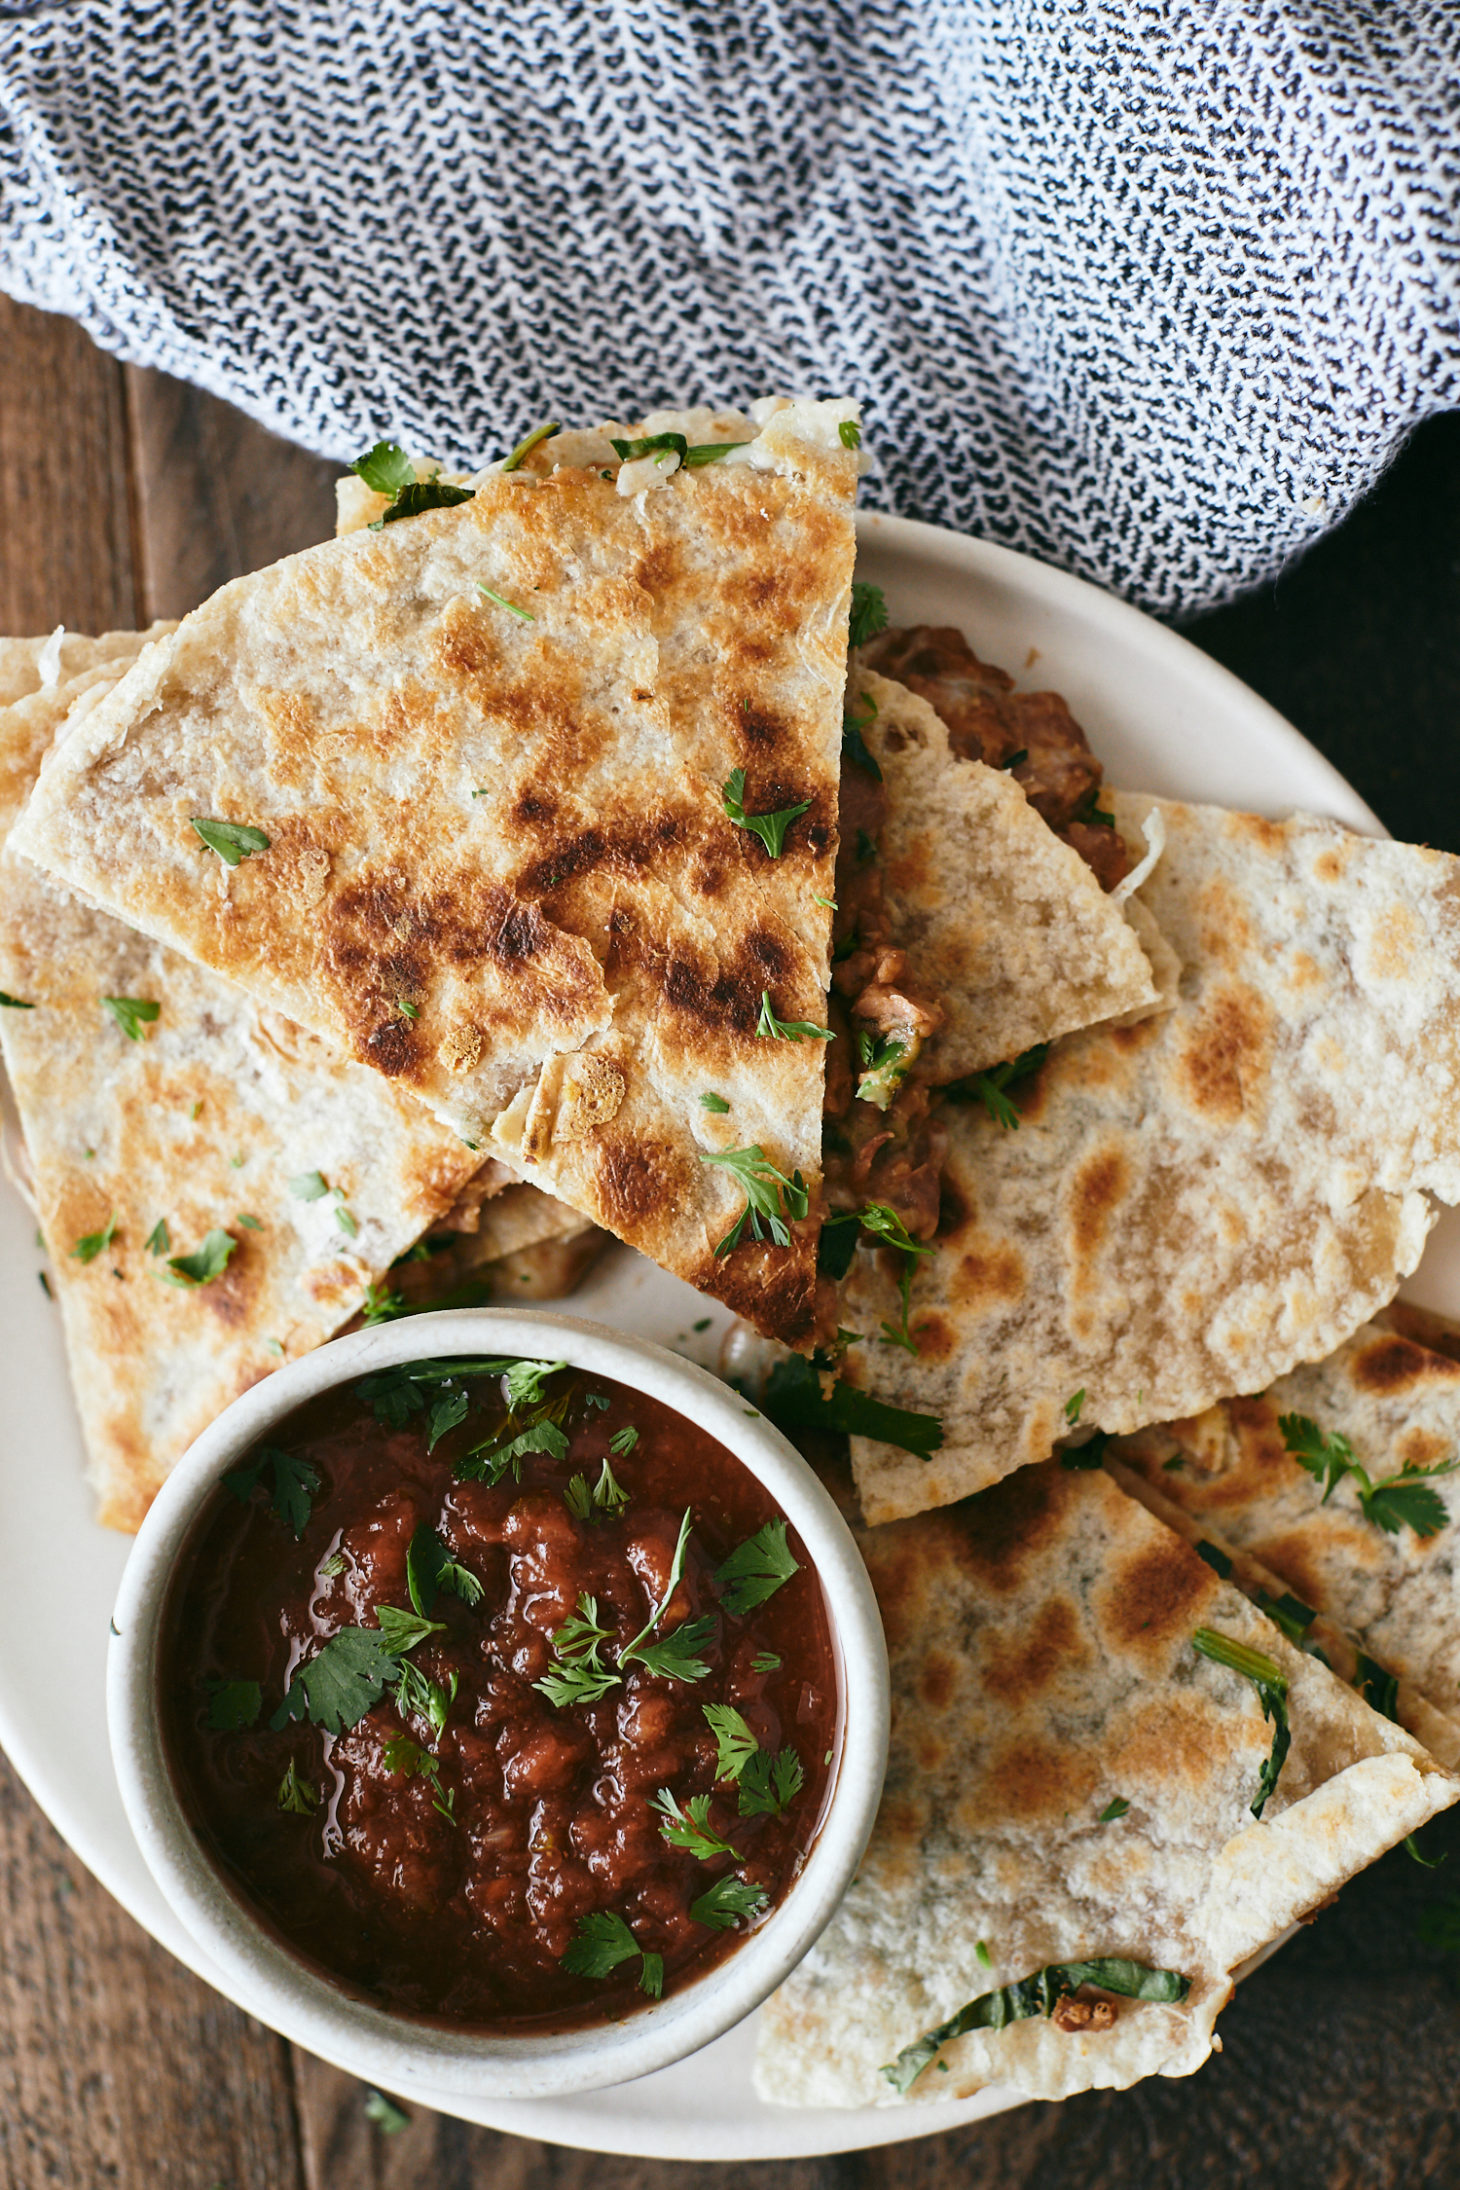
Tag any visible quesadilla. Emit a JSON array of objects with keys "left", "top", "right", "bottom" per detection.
[
  {"left": 10, "top": 400, "right": 861, "bottom": 1343},
  {"left": 0, "top": 652, "right": 489, "bottom": 1530},
  {"left": 834, "top": 670, "right": 1162, "bottom": 1086},
  {"left": 754, "top": 1459, "right": 1455, "bottom": 2108},
  {"left": 837, "top": 792, "right": 1460, "bottom": 1524},
  {"left": 1113, "top": 1317, "right": 1460, "bottom": 1747}
]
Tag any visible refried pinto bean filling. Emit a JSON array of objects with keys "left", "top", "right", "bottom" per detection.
[{"left": 161, "top": 1359, "right": 837, "bottom": 2032}]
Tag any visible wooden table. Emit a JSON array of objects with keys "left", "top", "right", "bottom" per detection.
[{"left": 3, "top": 290, "right": 1460, "bottom": 2188}]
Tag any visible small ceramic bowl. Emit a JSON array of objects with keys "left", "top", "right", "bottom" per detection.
[{"left": 108, "top": 1308, "right": 889, "bottom": 2099}]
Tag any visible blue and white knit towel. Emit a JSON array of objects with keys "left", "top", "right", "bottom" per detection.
[{"left": 2, "top": 0, "right": 1457, "bottom": 615}]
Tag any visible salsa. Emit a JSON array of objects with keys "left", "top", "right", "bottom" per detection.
[{"left": 160, "top": 1352, "right": 839, "bottom": 2031}]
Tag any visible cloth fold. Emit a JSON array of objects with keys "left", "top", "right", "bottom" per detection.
[{"left": 1, "top": 0, "right": 1457, "bottom": 614}]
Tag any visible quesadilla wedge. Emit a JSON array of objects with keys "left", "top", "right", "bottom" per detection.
[
  {"left": 0, "top": 652, "right": 488, "bottom": 1530},
  {"left": 837, "top": 792, "right": 1460, "bottom": 1523},
  {"left": 754, "top": 1460, "right": 1456, "bottom": 2108},
  {"left": 835, "top": 670, "right": 1162, "bottom": 1085},
  {"left": 10, "top": 400, "right": 860, "bottom": 1343},
  {"left": 1112, "top": 1316, "right": 1460, "bottom": 1749}
]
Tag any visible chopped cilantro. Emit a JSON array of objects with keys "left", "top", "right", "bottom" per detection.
[
  {"left": 70, "top": 1212, "right": 117, "bottom": 1264},
  {"left": 691, "top": 1875, "right": 769, "bottom": 1930},
  {"left": 699, "top": 1091, "right": 731, "bottom": 1113},
  {"left": 276, "top": 1759, "right": 317, "bottom": 1815},
  {"left": 204, "top": 1678, "right": 261, "bottom": 1731},
  {"left": 394, "top": 997, "right": 419, "bottom": 1020},
  {"left": 361, "top": 1280, "right": 406, "bottom": 1324},
  {"left": 1098, "top": 1796, "right": 1130, "bottom": 1823},
  {"left": 750, "top": 1650, "right": 782, "bottom": 1674},
  {"left": 533, "top": 1594, "right": 622, "bottom": 1708},
  {"left": 500, "top": 419, "right": 561, "bottom": 472},
  {"left": 761, "top": 1353, "right": 943, "bottom": 1461},
  {"left": 652, "top": 1787, "right": 741, "bottom": 1861},
  {"left": 363, "top": 2090, "right": 410, "bottom": 2136},
  {"left": 396, "top": 1658, "right": 457, "bottom": 1742},
  {"left": 620, "top": 1508, "right": 695, "bottom": 1669},
  {"left": 161, "top": 1228, "right": 236, "bottom": 1289},
  {"left": 609, "top": 1425, "right": 639, "bottom": 1456},
  {"left": 755, "top": 990, "right": 833, "bottom": 1043},
  {"left": 848, "top": 580, "right": 887, "bottom": 650},
  {"left": 405, "top": 1522, "right": 484, "bottom": 1617},
  {"left": 721, "top": 768, "right": 812, "bottom": 858},
  {"left": 476, "top": 581, "right": 536, "bottom": 623},
  {"left": 101, "top": 995, "right": 159, "bottom": 1042},
  {"left": 190, "top": 817, "right": 270, "bottom": 866},
  {"left": 0, "top": 991, "right": 34, "bottom": 1009},
  {"left": 957, "top": 1044, "right": 1051, "bottom": 1130},
  {"left": 374, "top": 1604, "right": 446, "bottom": 1657},
  {"left": 270, "top": 1626, "right": 403, "bottom": 1735},
  {"left": 841, "top": 688, "right": 881, "bottom": 778},
  {"left": 318, "top": 1551, "right": 347, "bottom": 1580},
  {"left": 883, "top": 1958, "right": 1191, "bottom": 2093},
  {"left": 738, "top": 1744, "right": 803, "bottom": 1817},
  {"left": 700, "top": 1143, "right": 809, "bottom": 1257},
  {"left": 459, "top": 1412, "right": 570, "bottom": 1482},
  {"left": 716, "top": 1518, "right": 799, "bottom": 1617},
  {"left": 561, "top": 1909, "right": 662, "bottom": 1996},
  {"left": 349, "top": 440, "right": 415, "bottom": 496},
  {"left": 350, "top": 440, "right": 476, "bottom": 526},
  {"left": 703, "top": 1703, "right": 760, "bottom": 1784},
  {"left": 1192, "top": 1628, "right": 1290, "bottom": 1817},
  {"left": 224, "top": 1445, "right": 321, "bottom": 1538},
  {"left": 565, "top": 1455, "right": 631, "bottom": 1523},
  {"left": 288, "top": 1170, "right": 330, "bottom": 1201},
  {"left": 1065, "top": 1390, "right": 1085, "bottom": 1426},
  {"left": 333, "top": 1196, "right": 358, "bottom": 1238},
  {"left": 839, "top": 420, "right": 862, "bottom": 449},
  {"left": 1280, "top": 1411, "right": 1456, "bottom": 1537}
]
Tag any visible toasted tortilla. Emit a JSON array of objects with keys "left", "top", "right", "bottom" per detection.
[
  {"left": 754, "top": 1461, "right": 1455, "bottom": 2108},
  {"left": 0, "top": 655, "right": 487, "bottom": 1531},
  {"left": 1113, "top": 1318, "right": 1460, "bottom": 1746},
  {"left": 11, "top": 400, "right": 860, "bottom": 1343},
  {"left": 839, "top": 793, "right": 1460, "bottom": 1523},
  {"left": 851, "top": 671, "right": 1161, "bottom": 1077}
]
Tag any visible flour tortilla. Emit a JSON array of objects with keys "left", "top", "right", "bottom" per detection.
[
  {"left": 0, "top": 657, "right": 486, "bottom": 1530},
  {"left": 12, "top": 400, "right": 860, "bottom": 1343},
  {"left": 1113, "top": 1318, "right": 1460, "bottom": 1747},
  {"left": 852, "top": 671, "right": 1162, "bottom": 1077},
  {"left": 839, "top": 793, "right": 1460, "bottom": 1523},
  {"left": 754, "top": 1461, "right": 1455, "bottom": 2108}
]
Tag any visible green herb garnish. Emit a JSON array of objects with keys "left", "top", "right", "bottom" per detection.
[
  {"left": 761, "top": 1353, "right": 943, "bottom": 1461},
  {"left": 750, "top": 1650, "right": 782, "bottom": 1674},
  {"left": 958, "top": 1043, "right": 1050, "bottom": 1130},
  {"left": 1253, "top": 1588, "right": 1317, "bottom": 1645},
  {"left": 405, "top": 1522, "right": 484, "bottom": 1617},
  {"left": 716, "top": 1518, "right": 799, "bottom": 1617},
  {"left": 703, "top": 1703, "right": 759, "bottom": 1783},
  {"left": 848, "top": 580, "right": 887, "bottom": 650},
  {"left": 561, "top": 1909, "right": 663, "bottom": 1996},
  {"left": 204, "top": 1679, "right": 261, "bottom": 1731},
  {"left": 721, "top": 769, "right": 812, "bottom": 859},
  {"left": 276, "top": 1759, "right": 317, "bottom": 1815},
  {"left": 288, "top": 1170, "right": 330, "bottom": 1201},
  {"left": 841, "top": 688, "right": 881, "bottom": 778},
  {"left": 476, "top": 581, "right": 536, "bottom": 623},
  {"left": 882, "top": 1958, "right": 1192, "bottom": 2093},
  {"left": 700, "top": 1144, "right": 809, "bottom": 1257},
  {"left": 691, "top": 1875, "right": 770, "bottom": 1930},
  {"left": 0, "top": 991, "right": 33, "bottom": 1009},
  {"left": 652, "top": 1787, "right": 741, "bottom": 1861},
  {"left": 500, "top": 419, "right": 561, "bottom": 472},
  {"left": 1191, "top": 1628, "right": 1290, "bottom": 1817},
  {"left": 363, "top": 2090, "right": 410, "bottom": 2136},
  {"left": 1098, "top": 1797, "right": 1130, "bottom": 1823},
  {"left": 270, "top": 1626, "right": 403, "bottom": 1735},
  {"left": 755, "top": 991, "right": 833, "bottom": 1043},
  {"left": 1355, "top": 1651, "right": 1401, "bottom": 1723},
  {"left": 101, "top": 995, "right": 159, "bottom": 1042},
  {"left": 350, "top": 440, "right": 475, "bottom": 526},
  {"left": 224, "top": 1445, "right": 321, "bottom": 1538},
  {"left": 190, "top": 817, "right": 270, "bottom": 866},
  {"left": 533, "top": 1594, "right": 622, "bottom": 1709},
  {"left": 738, "top": 1744, "right": 804, "bottom": 1817},
  {"left": 838, "top": 419, "right": 862, "bottom": 449},
  {"left": 564, "top": 1455, "right": 631, "bottom": 1523},
  {"left": 161, "top": 1228, "right": 237, "bottom": 1289},
  {"left": 396, "top": 1658, "right": 457, "bottom": 1742},
  {"left": 1279, "top": 1412, "right": 1456, "bottom": 1538},
  {"left": 699, "top": 1091, "right": 730, "bottom": 1114},
  {"left": 70, "top": 1212, "right": 117, "bottom": 1264}
]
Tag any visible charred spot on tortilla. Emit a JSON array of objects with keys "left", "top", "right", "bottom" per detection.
[
  {"left": 1350, "top": 1334, "right": 1455, "bottom": 1397},
  {"left": 1101, "top": 1534, "right": 1217, "bottom": 1660}
]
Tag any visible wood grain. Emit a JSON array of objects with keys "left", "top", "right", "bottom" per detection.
[{"left": 3, "top": 295, "right": 1460, "bottom": 2187}]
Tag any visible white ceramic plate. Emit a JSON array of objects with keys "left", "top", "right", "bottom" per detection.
[{"left": 4, "top": 512, "right": 1453, "bottom": 2161}]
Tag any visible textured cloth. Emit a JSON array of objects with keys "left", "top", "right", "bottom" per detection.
[{"left": 1, "top": 0, "right": 1458, "bottom": 616}]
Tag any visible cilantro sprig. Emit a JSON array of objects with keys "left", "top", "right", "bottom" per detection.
[
  {"left": 1279, "top": 1412, "right": 1457, "bottom": 1538},
  {"left": 760, "top": 1353, "right": 943, "bottom": 1461},
  {"left": 350, "top": 439, "right": 476, "bottom": 526},
  {"left": 700, "top": 1144, "right": 809, "bottom": 1258},
  {"left": 691, "top": 1876, "right": 769, "bottom": 1930},
  {"left": 70, "top": 1211, "right": 117, "bottom": 1265},
  {"left": 224, "top": 1445, "right": 321, "bottom": 1538},
  {"left": 102, "top": 995, "right": 159, "bottom": 1042},
  {"left": 652, "top": 1787, "right": 741, "bottom": 1861},
  {"left": 716, "top": 1518, "right": 800, "bottom": 1616},
  {"left": 533, "top": 1595, "right": 622, "bottom": 1709},
  {"left": 270, "top": 1626, "right": 403, "bottom": 1735},
  {"left": 882, "top": 1958, "right": 1192, "bottom": 2094},
  {"left": 277, "top": 1760, "right": 317, "bottom": 1815},
  {"left": 1192, "top": 1628, "right": 1291, "bottom": 1817},
  {"left": 721, "top": 769, "right": 812, "bottom": 858},
  {"left": 561, "top": 1910, "right": 663, "bottom": 1998},
  {"left": 755, "top": 991, "right": 833, "bottom": 1043},
  {"left": 161, "top": 1227, "right": 237, "bottom": 1289},
  {"left": 848, "top": 580, "right": 887, "bottom": 651},
  {"left": 190, "top": 817, "right": 270, "bottom": 867},
  {"left": 564, "top": 1456, "right": 630, "bottom": 1523}
]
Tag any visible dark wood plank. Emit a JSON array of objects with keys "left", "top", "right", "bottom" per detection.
[
  {"left": 0, "top": 1748, "right": 308, "bottom": 2189},
  {"left": 124, "top": 364, "right": 338, "bottom": 620},
  {"left": 0, "top": 294, "right": 136, "bottom": 635}
]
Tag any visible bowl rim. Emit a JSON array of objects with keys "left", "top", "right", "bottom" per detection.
[{"left": 107, "top": 1306, "right": 891, "bottom": 2099}]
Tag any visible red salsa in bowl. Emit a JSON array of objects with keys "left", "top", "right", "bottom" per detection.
[{"left": 159, "top": 1351, "right": 840, "bottom": 2032}]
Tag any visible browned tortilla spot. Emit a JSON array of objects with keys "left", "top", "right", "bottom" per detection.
[
  {"left": 1100, "top": 1534, "right": 1217, "bottom": 1659},
  {"left": 1177, "top": 981, "right": 1270, "bottom": 1123},
  {"left": 981, "top": 1595, "right": 1085, "bottom": 1707}
]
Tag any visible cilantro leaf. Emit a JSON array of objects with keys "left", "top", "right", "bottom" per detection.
[
  {"left": 882, "top": 1957, "right": 1192, "bottom": 2093},
  {"left": 1064, "top": 1390, "right": 1086, "bottom": 1427},
  {"left": 70, "top": 1211, "right": 117, "bottom": 1264},
  {"left": 406, "top": 1523, "right": 484, "bottom": 1617},
  {"left": 426, "top": 1387, "right": 470, "bottom": 1452},
  {"left": 839, "top": 419, "right": 862, "bottom": 450},
  {"left": 652, "top": 1787, "right": 741, "bottom": 1861},
  {"left": 561, "top": 1908, "right": 661, "bottom": 1996},
  {"left": 190, "top": 817, "right": 270, "bottom": 866},
  {"left": 738, "top": 1744, "right": 803, "bottom": 1817},
  {"left": 224, "top": 1445, "right": 321, "bottom": 1538},
  {"left": 396, "top": 1658, "right": 457, "bottom": 1741},
  {"left": 162, "top": 1228, "right": 237, "bottom": 1288},
  {"left": 361, "top": 1280, "right": 406, "bottom": 1324},
  {"left": 1361, "top": 1461, "right": 1457, "bottom": 1539},
  {"left": 458, "top": 1413, "right": 570, "bottom": 1484},
  {"left": 761, "top": 1353, "right": 943, "bottom": 1461},
  {"left": 277, "top": 1759, "right": 317, "bottom": 1815},
  {"left": 476, "top": 581, "right": 536, "bottom": 623},
  {"left": 374, "top": 1604, "right": 446, "bottom": 1656},
  {"left": 270, "top": 1627, "right": 402, "bottom": 1735},
  {"left": 620, "top": 1508, "right": 695, "bottom": 1668},
  {"left": 1355, "top": 1650, "right": 1401, "bottom": 1723},
  {"left": 750, "top": 1650, "right": 781, "bottom": 1674},
  {"left": 755, "top": 990, "right": 833, "bottom": 1043},
  {"left": 629, "top": 1615, "right": 715, "bottom": 1684},
  {"left": 288, "top": 1170, "right": 330, "bottom": 1202},
  {"left": 691, "top": 1875, "right": 770, "bottom": 1930},
  {"left": 502, "top": 1357, "right": 567, "bottom": 1408},
  {"left": 699, "top": 1091, "right": 730, "bottom": 1114},
  {"left": 957, "top": 1043, "right": 1050, "bottom": 1130},
  {"left": 848, "top": 580, "right": 887, "bottom": 650},
  {"left": 533, "top": 1594, "right": 622, "bottom": 1709},
  {"left": 700, "top": 1144, "right": 809, "bottom": 1257},
  {"left": 349, "top": 440, "right": 416, "bottom": 496},
  {"left": 204, "top": 1678, "right": 261, "bottom": 1730},
  {"left": 1279, "top": 1412, "right": 1357, "bottom": 1500},
  {"left": 1192, "top": 1628, "right": 1290, "bottom": 1817},
  {"left": 716, "top": 1518, "right": 800, "bottom": 1617},
  {"left": 0, "top": 991, "right": 33, "bottom": 1009},
  {"left": 608, "top": 1426, "right": 638, "bottom": 1458},
  {"left": 101, "top": 994, "right": 160, "bottom": 1042},
  {"left": 1098, "top": 1796, "right": 1130, "bottom": 1822},
  {"left": 721, "top": 769, "right": 812, "bottom": 859},
  {"left": 841, "top": 688, "right": 881, "bottom": 779},
  {"left": 565, "top": 1456, "right": 630, "bottom": 1523},
  {"left": 363, "top": 2090, "right": 410, "bottom": 2136},
  {"left": 377, "top": 478, "right": 476, "bottom": 526},
  {"left": 703, "top": 1703, "right": 759, "bottom": 1783},
  {"left": 500, "top": 419, "right": 561, "bottom": 472}
]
